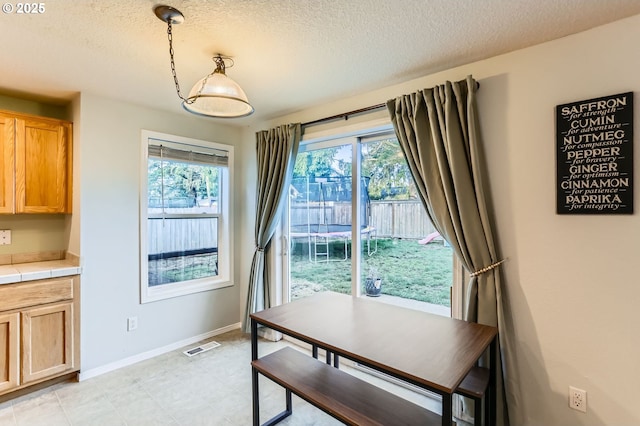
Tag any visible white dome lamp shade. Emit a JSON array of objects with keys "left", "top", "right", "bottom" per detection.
[
  {"left": 183, "top": 56, "right": 254, "bottom": 118},
  {"left": 154, "top": 5, "right": 254, "bottom": 119}
]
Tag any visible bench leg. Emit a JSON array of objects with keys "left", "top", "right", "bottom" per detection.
[
  {"left": 252, "top": 366, "right": 260, "bottom": 426},
  {"left": 261, "top": 389, "right": 292, "bottom": 426},
  {"left": 251, "top": 320, "right": 260, "bottom": 426},
  {"left": 252, "top": 320, "right": 292, "bottom": 426}
]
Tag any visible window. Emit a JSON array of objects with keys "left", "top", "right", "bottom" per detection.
[{"left": 140, "top": 130, "right": 233, "bottom": 303}]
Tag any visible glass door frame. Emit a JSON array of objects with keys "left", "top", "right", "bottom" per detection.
[
  {"left": 279, "top": 121, "right": 463, "bottom": 318},
  {"left": 282, "top": 134, "right": 362, "bottom": 301}
]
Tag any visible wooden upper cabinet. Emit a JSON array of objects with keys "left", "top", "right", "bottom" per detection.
[
  {"left": 0, "top": 115, "right": 15, "bottom": 213},
  {"left": 0, "top": 111, "right": 72, "bottom": 214}
]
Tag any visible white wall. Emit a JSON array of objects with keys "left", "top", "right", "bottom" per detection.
[
  {"left": 0, "top": 94, "right": 69, "bottom": 120},
  {"left": 239, "top": 14, "right": 640, "bottom": 425},
  {"left": 76, "top": 93, "right": 243, "bottom": 371}
]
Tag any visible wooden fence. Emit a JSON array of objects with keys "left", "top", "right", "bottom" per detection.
[
  {"left": 148, "top": 200, "right": 436, "bottom": 256},
  {"left": 147, "top": 217, "right": 218, "bottom": 256},
  {"left": 290, "top": 200, "right": 436, "bottom": 240},
  {"left": 370, "top": 200, "right": 437, "bottom": 239}
]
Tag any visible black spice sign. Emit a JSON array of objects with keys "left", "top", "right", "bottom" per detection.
[{"left": 556, "top": 92, "right": 633, "bottom": 214}]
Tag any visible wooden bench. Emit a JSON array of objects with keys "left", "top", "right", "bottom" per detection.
[
  {"left": 308, "top": 349, "right": 491, "bottom": 425},
  {"left": 252, "top": 347, "right": 441, "bottom": 426},
  {"left": 456, "top": 366, "right": 490, "bottom": 426}
]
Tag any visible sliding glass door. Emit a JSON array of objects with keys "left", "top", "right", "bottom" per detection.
[
  {"left": 284, "top": 131, "right": 453, "bottom": 316},
  {"left": 287, "top": 139, "right": 354, "bottom": 299}
]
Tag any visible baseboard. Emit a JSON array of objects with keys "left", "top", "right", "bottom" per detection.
[{"left": 78, "top": 322, "right": 241, "bottom": 381}]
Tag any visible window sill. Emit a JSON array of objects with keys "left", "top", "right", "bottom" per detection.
[{"left": 141, "top": 278, "right": 233, "bottom": 303}]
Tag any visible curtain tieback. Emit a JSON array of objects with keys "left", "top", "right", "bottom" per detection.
[
  {"left": 256, "top": 246, "right": 265, "bottom": 252},
  {"left": 470, "top": 259, "right": 505, "bottom": 277}
]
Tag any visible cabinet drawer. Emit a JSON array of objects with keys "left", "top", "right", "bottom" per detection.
[{"left": 0, "top": 278, "right": 74, "bottom": 311}]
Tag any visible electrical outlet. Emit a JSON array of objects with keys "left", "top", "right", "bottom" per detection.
[
  {"left": 0, "top": 230, "right": 11, "bottom": 245},
  {"left": 569, "top": 386, "right": 587, "bottom": 413},
  {"left": 127, "top": 316, "right": 138, "bottom": 331}
]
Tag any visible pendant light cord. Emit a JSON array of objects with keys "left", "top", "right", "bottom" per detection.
[
  {"left": 166, "top": 21, "right": 209, "bottom": 105},
  {"left": 166, "top": 21, "right": 190, "bottom": 102}
]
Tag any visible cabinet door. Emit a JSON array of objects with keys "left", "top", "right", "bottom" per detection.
[
  {"left": 21, "top": 302, "right": 73, "bottom": 384},
  {"left": 0, "top": 312, "right": 19, "bottom": 392},
  {"left": 15, "top": 118, "right": 71, "bottom": 213},
  {"left": 0, "top": 115, "right": 15, "bottom": 214}
]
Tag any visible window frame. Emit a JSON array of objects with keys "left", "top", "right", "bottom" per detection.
[{"left": 140, "top": 130, "right": 234, "bottom": 304}]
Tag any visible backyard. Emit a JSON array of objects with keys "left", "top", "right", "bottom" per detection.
[{"left": 290, "top": 237, "right": 453, "bottom": 306}]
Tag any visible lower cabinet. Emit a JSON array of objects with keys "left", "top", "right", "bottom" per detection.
[
  {"left": 21, "top": 302, "right": 73, "bottom": 384},
  {"left": 0, "top": 276, "right": 79, "bottom": 397},
  {"left": 0, "top": 312, "right": 19, "bottom": 393}
]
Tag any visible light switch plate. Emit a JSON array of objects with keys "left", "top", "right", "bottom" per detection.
[{"left": 0, "top": 230, "right": 11, "bottom": 245}]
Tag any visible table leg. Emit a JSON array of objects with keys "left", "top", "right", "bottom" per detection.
[
  {"left": 489, "top": 336, "right": 497, "bottom": 426},
  {"left": 285, "top": 389, "right": 292, "bottom": 414},
  {"left": 251, "top": 319, "right": 260, "bottom": 426},
  {"left": 442, "top": 393, "right": 452, "bottom": 426}
]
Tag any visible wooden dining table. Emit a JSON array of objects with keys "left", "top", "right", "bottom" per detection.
[{"left": 250, "top": 291, "right": 498, "bottom": 426}]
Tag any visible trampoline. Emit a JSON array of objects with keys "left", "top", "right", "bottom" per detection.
[{"left": 289, "top": 177, "right": 378, "bottom": 262}]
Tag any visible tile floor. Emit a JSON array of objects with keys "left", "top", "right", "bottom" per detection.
[{"left": 0, "top": 329, "right": 442, "bottom": 425}]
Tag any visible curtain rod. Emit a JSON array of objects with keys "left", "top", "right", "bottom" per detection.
[
  {"left": 301, "top": 80, "right": 480, "bottom": 129},
  {"left": 301, "top": 103, "right": 386, "bottom": 128}
]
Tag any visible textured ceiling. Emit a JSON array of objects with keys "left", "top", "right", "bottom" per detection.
[{"left": 2, "top": 0, "right": 640, "bottom": 125}]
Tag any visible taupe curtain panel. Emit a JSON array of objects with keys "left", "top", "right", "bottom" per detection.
[
  {"left": 387, "top": 76, "right": 510, "bottom": 425},
  {"left": 243, "top": 123, "right": 301, "bottom": 333}
]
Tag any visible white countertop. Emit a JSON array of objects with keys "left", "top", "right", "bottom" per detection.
[{"left": 0, "top": 260, "right": 81, "bottom": 285}]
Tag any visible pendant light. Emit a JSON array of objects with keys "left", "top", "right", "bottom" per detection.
[{"left": 154, "top": 5, "right": 254, "bottom": 118}]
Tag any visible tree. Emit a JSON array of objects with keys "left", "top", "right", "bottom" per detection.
[
  {"left": 362, "top": 139, "right": 416, "bottom": 200},
  {"left": 148, "top": 159, "right": 220, "bottom": 207},
  {"left": 289, "top": 139, "right": 416, "bottom": 201},
  {"left": 293, "top": 148, "right": 341, "bottom": 179}
]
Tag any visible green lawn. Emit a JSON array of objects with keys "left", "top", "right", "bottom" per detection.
[{"left": 290, "top": 238, "right": 453, "bottom": 306}]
